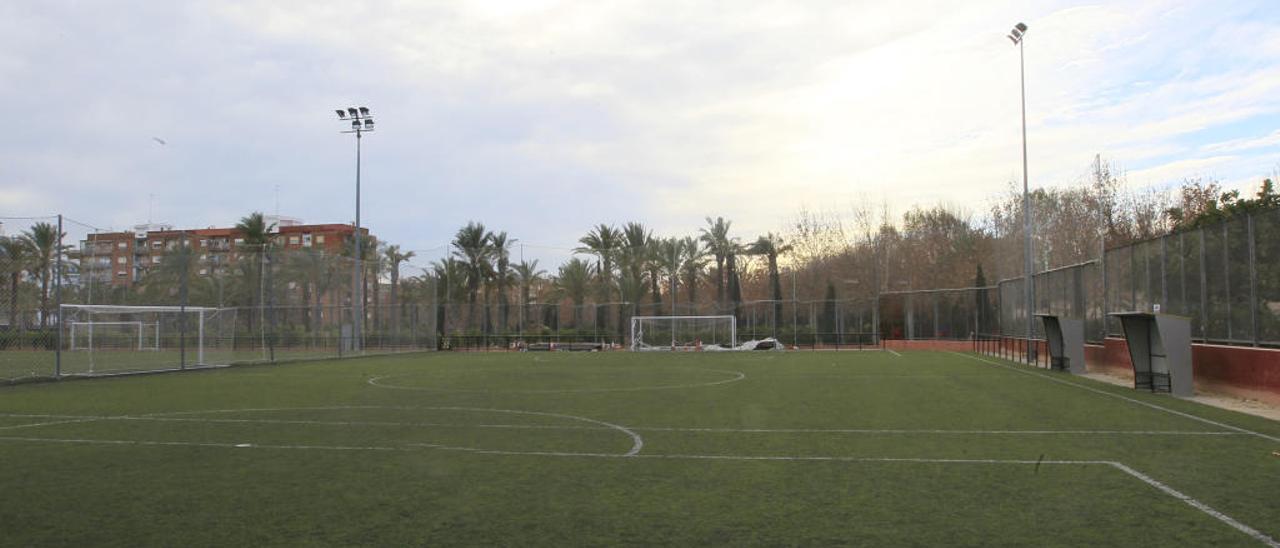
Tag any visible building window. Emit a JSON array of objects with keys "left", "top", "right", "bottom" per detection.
[
  {"left": 152, "top": 241, "right": 162, "bottom": 249},
  {"left": 234, "top": 238, "right": 244, "bottom": 245},
  {"left": 117, "top": 241, "right": 127, "bottom": 249},
  {"left": 116, "top": 257, "right": 126, "bottom": 264},
  {"left": 302, "top": 234, "right": 312, "bottom": 247},
  {"left": 198, "top": 268, "right": 208, "bottom": 276},
  {"left": 288, "top": 236, "right": 300, "bottom": 245},
  {"left": 316, "top": 235, "right": 325, "bottom": 245},
  {"left": 116, "top": 271, "right": 127, "bottom": 277}
]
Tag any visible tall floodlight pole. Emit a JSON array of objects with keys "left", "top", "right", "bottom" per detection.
[
  {"left": 1008, "top": 23, "right": 1033, "bottom": 363},
  {"left": 336, "top": 106, "right": 375, "bottom": 352}
]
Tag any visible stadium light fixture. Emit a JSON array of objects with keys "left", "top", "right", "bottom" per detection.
[
  {"left": 333, "top": 105, "right": 376, "bottom": 353},
  {"left": 1009, "top": 21, "right": 1034, "bottom": 364}
]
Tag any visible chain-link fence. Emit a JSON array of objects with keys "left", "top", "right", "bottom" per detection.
[
  {"left": 5, "top": 206, "right": 1278, "bottom": 381},
  {"left": 993, "top": 208, "right": 1280, "bottom": 348}
]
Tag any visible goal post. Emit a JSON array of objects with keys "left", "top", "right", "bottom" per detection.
[
  {"left": 59, "top": 304, "right": 231, "bottom": 375},
  {"left": 630, "top": 315, "right": 736, "bottom": 351}
]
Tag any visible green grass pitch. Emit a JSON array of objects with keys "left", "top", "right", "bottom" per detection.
[{"left": 1, "top": 350, "right": 1278, "bottom": 546}]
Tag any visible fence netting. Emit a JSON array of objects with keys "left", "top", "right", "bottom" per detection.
[{"left": 3, "top": 207, "right": 1279, "bottom": 381}]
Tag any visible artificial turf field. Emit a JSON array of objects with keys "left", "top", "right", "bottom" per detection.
[{"left": 0, "top": 350, "right": 1278, "bottom": 547}]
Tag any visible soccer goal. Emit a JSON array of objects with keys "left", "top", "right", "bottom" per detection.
[
  {"left": 630, "top": 315, "right": 736, "bottom": 351},
  {"left": 69, "top": 321, "right": 159, "bottom": 352},
  {"left": 60, "top": 304, "right": 235, "bottom": 375}
]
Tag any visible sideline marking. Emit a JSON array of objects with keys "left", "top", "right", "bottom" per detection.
[
  {"left": 367, "top": 367, "right": 746, "bottom": 394},
  {"left": 1109, "top": 461, "right": 1280, "bottom": 548},
  {"left": 953, "top": 352, "right": 1280, "bottom": 444},
  {"left": 885, "top": 348, "right": 903, "bottom": 357},
  {"left": 0, "top": 434, "right": 1271, "bottom": 545},
  {"left": 0, "top": 412, "right": 1238, "bottom": 437}
]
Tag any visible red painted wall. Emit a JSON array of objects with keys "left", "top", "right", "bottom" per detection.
[
  {"left": 1084, "top": 338, "right": 1280, "bottom": 406},
  {"left": 884, "top": 340, "right": 974, "bottom": 352}
]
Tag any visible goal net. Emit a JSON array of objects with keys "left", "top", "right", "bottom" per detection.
[
  {"left": 69, "top": 321, "right": 160, "bottom": 352},
  {"left": 630, "top": 315, "right": 736, "bottom": 351},
  {"left": 60, "top": 304, "right": 237, "bottom": 375}
]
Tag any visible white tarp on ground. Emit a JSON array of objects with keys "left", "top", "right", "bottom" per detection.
[{"left": 703, "top": 338, "right": 785, "bottom": 352}]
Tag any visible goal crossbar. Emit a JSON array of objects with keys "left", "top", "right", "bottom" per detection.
[{"left": 630, "top": 315, "right": 736, "bottom": 351}]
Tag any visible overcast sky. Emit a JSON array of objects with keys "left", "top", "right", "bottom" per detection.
[{"left": 2, "top": 1, "right": 1278, "bottom": 269}]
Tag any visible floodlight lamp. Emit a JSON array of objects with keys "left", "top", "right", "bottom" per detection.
[
  {"left": 1015, "top": 22, "right": 1027, "bottom": 33},
  {"left": 359, "top": 107, "right": 370, "bottom": 116},
  {"left": 335, "top": 109, "right": 346, "bottom": 119},
  {"left": 347, "top": 107, "right": 359, "bottom": 117},
  {"left": 351, "top": 120, "right": 360, "bottom": 130},
  {"left": 363, "top": 119, "right": 373, "bottom": 129}
]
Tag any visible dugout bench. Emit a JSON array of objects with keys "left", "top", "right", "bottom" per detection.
[
  {"left": 1034, "top": 314, "right": 1085, "bottom": 375},
  {"left": 1109, "top": 312, "right": 1193, "bottom": 397}
]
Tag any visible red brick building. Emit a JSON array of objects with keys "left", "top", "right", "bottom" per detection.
[{"left": 80, "top": 221, "right": 373, "bottom": 287}]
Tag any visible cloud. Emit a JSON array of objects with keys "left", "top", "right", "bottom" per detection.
[{"left": 1, "top": 0, "right": 1279, "bottom": 270}]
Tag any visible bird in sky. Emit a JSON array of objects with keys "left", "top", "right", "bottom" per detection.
[{"left": 152, "top": 137, "right": 167, "bottom": 146}]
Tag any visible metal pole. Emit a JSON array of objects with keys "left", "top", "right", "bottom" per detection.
[
  {"left": 1019, "top": 36, "right": 1034, "bottom": 364},
  {"left": 180, "top": 231, "right": 188, "bottom": 370},
  {"left": 353, "top": 129, "right": 363, "bottom": 353},
  {"left": 1248, "top": 214, "right": 1258, "bottom": 346},
  {"left": 791, "top": 269, "right": 798, "bottom": 348},
  {"left": 55, "top": 214, "right": 63, "bottom": 378}
]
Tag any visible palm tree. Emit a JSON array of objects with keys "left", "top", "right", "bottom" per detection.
[
  {"left": 679, "top": 236, "right": 708, "bottom": 311},
  {"left": 431, "top": 257, "right": 469, "bottom": 336},
  {"left": 488, "top": 232, "right": 515, "bottom": 333},
  {"left": 654, "top": 237, "right": 683, "bottom": 313},
  {"left": 699, "top": 217, "right": 732, "bottom": 312},
  {"left": 513, "top": 259, "right": 546, "bottom": 330},
  {"left": 554, "top": 258, "right": 591, "bottom": 328},
  {"left": 22, "top": 222, "right": 63, "bottom": 328},
  {"left": 645, "top": 237, "right": 665, "bottom": 315},
  {"left": 0, "top": 237, "right": 32, "bottom": 329},
  {"left": 451, "top": 222, "right": 492, "bottom": 331},
  {"left": 235, "top": 212, "right": 275, "bottom": 332},
  {"left": 286, "top": 249, "right": 338, "bottom": 340},
  {"left": 383, "top": 245, "right": 416, "bottom": 336},
  {"left": 617, "top": 222, "right": 652, "bottom": 323},
  {"left": 576, "top": 224, "right": 621, "bottom": 332},
  {"left": 746, "top": 232, "right": 793, "bottom": 336}
]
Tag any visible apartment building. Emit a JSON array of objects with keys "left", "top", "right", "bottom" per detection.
[{"left": 79, "top": 220, "right": 372, "bottom": 287}]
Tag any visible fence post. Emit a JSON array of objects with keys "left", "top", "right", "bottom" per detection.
[
  {"left": 1223, "top": 222, "right": 1232, "bottom": 341},
  {"left": 1199, "top": 228, "right": 1208, "bottom": 340},
  {"left": 1160, "top": 234, "right": 1168, "bottom": 311},
  {"left": 55, "top": 214, "right": 63, "bottom": 378},
  {"left": 1248, "top": 213, "right": 1258, "bottom": 347},
  {"left": 179, "top": 231, "right": 188, "bottom": 370}
]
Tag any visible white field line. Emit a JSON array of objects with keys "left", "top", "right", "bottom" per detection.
[
  {"left": 953, "top": 352, "right": 1280, "bottom": 444},
  {"left": 0, "top": 432, "right": 1271, "bottom": 546},
  {"left": 629, "top": 426, "right": 1240, "bottom": 436},
  {"left": 0, "top": 436, "right": 411, "bottom": 452},
  {"left": 1109, "top": 461, "right": 1280, "bottom": 548},
  {"left": 366, "top": 368, "right": 747, "bottom": 394},
  {"left": 0, "top": 418, "right": 103, "bottom": 431},
  {"left": 885, "top": 348, "right": 903, "bottom": 357},
  {"left": 0, "top": 412, "right": 1240, "bottom": 437}
]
